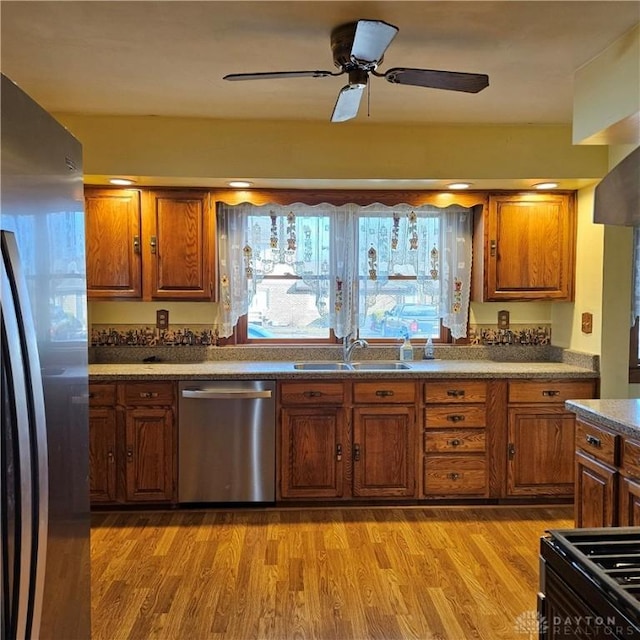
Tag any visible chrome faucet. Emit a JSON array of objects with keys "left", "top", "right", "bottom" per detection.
[{"left": 343, "top": 334, "right": 369, "bottom": 363}]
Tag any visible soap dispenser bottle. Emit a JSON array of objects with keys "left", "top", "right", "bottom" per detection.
[
  {"left": 424, "top": 337, "right": 435, "bottom": 360},
  {"left": 399, "top": 331, "right": 413, "bottom": 361}
]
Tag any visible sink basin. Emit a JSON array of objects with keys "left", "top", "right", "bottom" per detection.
[
  {"left": 293, "top": 362, "right": 352, "bottom": 371},
  {"left": 349, "top": 361, "right": 412, "bottom": 370}
]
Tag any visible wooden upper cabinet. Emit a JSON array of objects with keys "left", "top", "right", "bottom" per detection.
[
  {"left": 143, "top": 190, "right": 215, "bottom": 300},
  {"left": 85, "top": 187, "right": 215, "bottom": 301},
  {"left": 472, "top": 193, "right": 576, "bottom": 301},
  {"left": 85, "top": 188, "right": 142, "bottom": 298}
]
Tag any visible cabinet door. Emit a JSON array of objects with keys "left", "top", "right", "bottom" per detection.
[
  {"left": 143, "top": 190, "right": 214, "bottom": 300},
  {"left": 352, "top": 406, "right": 416, "bottom": 498},
  {"left": 507, "top": 407, "right": 576, "bottom": 496},
  {"left": 485, "top": 194, "right": 575, "bottom": 301},
  {"left": 124, "top": 408, "right": 175, "bottom": 502},
  {"left": 280, "top": 407, "right": 344, "bottom": 499},
  {"left": 88, "top": 407, "right": 118, "bottom": 503},
  {"left": 619, "top": 475, "right": 640, "bottom": 526},
  {"left": 574, "top": 451, "right": 617, "bottom": 528},
  {"left": 85, "top": 188, "right": 142, "bottom": 298}
]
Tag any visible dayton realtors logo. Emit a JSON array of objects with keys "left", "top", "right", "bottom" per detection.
[{"left": 515, "top": 610, "right": 636, "bottom": 637}]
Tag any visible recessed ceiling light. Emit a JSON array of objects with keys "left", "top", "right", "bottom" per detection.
[
  {"left": 109, "top": 178, "right": 135, "bottom": 186},
  {"left": 448, "top": 182, "right": 471, "bottom": 190},
  {"left": 228, "top": 181, "right": 253, "bottom": 188},
  {"left": 533, "top": 182, "right": 559, "bottom": 190}
]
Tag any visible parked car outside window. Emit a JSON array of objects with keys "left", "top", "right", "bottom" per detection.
[{"left": 380, "top": 303, "right": 440, "bottom": 338}]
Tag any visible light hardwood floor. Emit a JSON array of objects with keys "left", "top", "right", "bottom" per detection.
[{"left": 91, "top": 505, "right": 572, "bottom": 640}]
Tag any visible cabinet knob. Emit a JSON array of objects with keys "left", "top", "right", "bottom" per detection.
[
  {"left": 304, "top": 390, "right": 321, "bottom": 398},
  {"left": 150, "top": 236, "right": 157, "bottom": 254},
  {"left": 448, "top": 439, "right": 462, "bottom": 447},
  {"left": 353, "top": 443, "right": 361, "bottom": 461},
  {"left": 448, "top": 472, "right": 460, "bottom": 481},
  {"left": 133, "top": 235, "right": 140, "bottom": 254},
  {"left": 107, "top": 451, "right": 114, "bottom": 462},
  {"left": 126, "top": 448, "right": 133, "bottom": 461},
  {"left": 508, "top": 443, "right": 516, "bottom": 459},
  {"left": 336, "top": 444, "right": 342, "bottom": 462},
  {"left": 447, "top": 414, "right": 465, "bottom": 423},
  {"left": 490, "top": 240, "right": 497, "bottom": 257}
]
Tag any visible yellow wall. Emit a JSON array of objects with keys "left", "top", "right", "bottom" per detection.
[
  {"left": 551, "top": 186, "right": 604, "bottom": 352},
  {"left": 56, "top": 115, "right": 607, "bottom": 185}
]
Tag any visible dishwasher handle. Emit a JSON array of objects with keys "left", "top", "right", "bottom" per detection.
[{"left": 181, "top": 388, "right": 273, "bottom": 400}]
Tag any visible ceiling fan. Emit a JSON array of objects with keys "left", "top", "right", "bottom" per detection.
[{"left": 223, "top": 19, "right": 489, "bottom": 123}]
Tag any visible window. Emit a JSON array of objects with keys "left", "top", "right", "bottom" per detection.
[{"left": 216, "top": 200, "right": 473, "bottom": 343}]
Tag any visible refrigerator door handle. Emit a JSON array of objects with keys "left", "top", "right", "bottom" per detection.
[{"left": 1, "top": 231, "right": 49, "bottom": 640}]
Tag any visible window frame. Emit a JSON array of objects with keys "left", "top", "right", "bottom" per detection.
[{"left": 214, "top": 188, "right": 486, "bottom": 345}]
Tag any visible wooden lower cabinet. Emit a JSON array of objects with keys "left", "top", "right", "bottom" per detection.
[
  {"left": 280, "top": 407, "right": 345, "bottom": 499},
  {"left": 506, "top": 380, "right": 597, "bottom": 499},
  {"left": 88, "top": 381, "right": 177, "bottom": 506},
  {"left": 575, "top": 451, "right": 617, "bottom": 528},
  {"left": 423, "top": 380, "right": 488, "bottom": 497},
  {"left": 279, "top": 379, "right": 418, "bottom": 500},
  {"left": 352, "top": 406, "right": 416, "bottom": 498},
  {"left": 88, "top": 406, "right": 117, "bottom": 503},
  {"left": 124, "top": 407, "right": 175, "bottom": 502},
  {"left": 619, "top": 475, "right": 640, "bottom": 526},
  {"left": 507, "top": 407, "right": 576, "bottom": 497}
]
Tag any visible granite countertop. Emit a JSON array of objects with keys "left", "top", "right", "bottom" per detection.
[
  {"left": 89, "top": 359, "right": 599, "bottom": 381},
  {"left": 565, "top": 399, "right": 640, "bottom": 439}
]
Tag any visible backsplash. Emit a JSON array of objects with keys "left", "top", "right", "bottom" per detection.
[{"left": 91, "top": 323, "right": 551, "bottom": 348}]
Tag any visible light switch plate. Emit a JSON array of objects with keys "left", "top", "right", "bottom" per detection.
[{"left": 581, "top": 312, "right": 593, "bottom": 334}]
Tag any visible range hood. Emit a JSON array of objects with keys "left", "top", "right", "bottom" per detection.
[{"left": 593, "top": 145, "right": 640, "bottom": 226}]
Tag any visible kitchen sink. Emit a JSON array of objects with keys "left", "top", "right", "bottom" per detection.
[
  {"left": 293, "top": 362, "right": 353, "bottom": 371},
  {"left": 350, "top": 361, "right": 412, "bottom": 370}
]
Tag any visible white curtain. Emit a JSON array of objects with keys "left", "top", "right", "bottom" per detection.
[{"left": 215, "top": 201, "right": 473, "bottom": 339}]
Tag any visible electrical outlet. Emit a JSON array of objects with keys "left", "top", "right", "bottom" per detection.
[
  {"left": 156, "top": 309, "right": 169, "bottom": 330},
  {"left": 497, "top": 309, "right": 510, "bottom": 329}
]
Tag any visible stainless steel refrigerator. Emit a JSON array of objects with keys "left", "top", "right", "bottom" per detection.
[{"left": 1, "top": 74, "right": 91, "bottom": 639}]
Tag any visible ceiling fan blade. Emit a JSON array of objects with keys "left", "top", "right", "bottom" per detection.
[
  {"left": 223, "top": 70, "right": 337, "bottom": 81},
  {"left": 331, "top": 84, "right": 365, "bottom": 123},
  {"left": 351, "top": 20, "right": 399, "bottom": 63},
  {"left": 383, "top": 68, "right": 489, "bottom": 93}
]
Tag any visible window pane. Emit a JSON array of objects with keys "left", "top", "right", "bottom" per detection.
[
  {"left": 357, "top": 212, "right": 441, "bottom": 340},
  {"left": 248, "top": 278, "right": 330, "bottom": 339}
]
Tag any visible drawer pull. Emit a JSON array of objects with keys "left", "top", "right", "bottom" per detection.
[
  {"left": 448, "top": 439, "right": 462, "bottom": 447},
  {"left": 448, "top": 472, "right": 460, "bottom": 481},
  {"left": 140, "top": 392, "right": 159, "bottom": 398},
  {"left": 447, "top": 414, "right": 465, "bottom": 423},
  {"left": 542, "top": 390, "right": 560, "bottom": 397},
  {"left": 303, "top": 390, "right": 322, "bottom": 398},
  {"left": 585, "top": 434, "right": 602, "bottom": 448},
  {"left": 375, "top": 390, "right": 394, "bottom": 397},
  {"left": 446, "top": 389, "right": 465, "bottom": 398}
]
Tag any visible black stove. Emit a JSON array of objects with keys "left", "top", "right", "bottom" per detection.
[{"left": 539, "top": 527, "right": 640, "bottom": 639}]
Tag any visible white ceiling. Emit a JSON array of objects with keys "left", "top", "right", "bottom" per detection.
[{"left": 1, "top": 1, "right": 638, "bottom": 126}]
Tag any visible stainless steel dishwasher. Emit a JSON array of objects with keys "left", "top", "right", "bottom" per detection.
[{"left": 178, "top": 380, "right": 276, "bottom": 503}]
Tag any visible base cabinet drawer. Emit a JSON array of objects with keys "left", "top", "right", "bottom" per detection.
[
  {"left": 423, "top": 456, "right": 488, "bottom": 496},
  {"left": 424, "top": 429, "right": 486, "bottom": 453}
]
